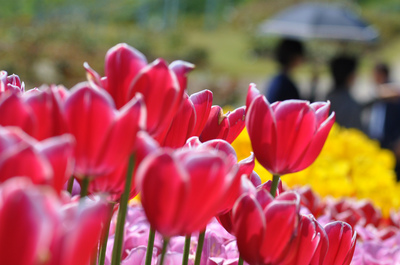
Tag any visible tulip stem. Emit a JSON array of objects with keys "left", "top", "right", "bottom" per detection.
[
  {"left": 159, "top": 237, "right": 169, "bottom": 265},
  {"left": 182, "top": 234, "right": 191, "bottom": 265},
  {"left": 145, "top": 227, "right": 156, "bottom": 265},
  {"left": 270, "top": 174, "right": 280, "bottom": 198},
  {"left": 80, "top": 177, "right": 90, "bottom": 198},
  {"left": 111, "top": 154, "right": 136, "bottom": 265},
  {"left": 98, "top": 202, "right": 115, "bottom": 265},
  {"left": 67, "top": 176, "right": 74, "bottom": 194},
  {"left": 238, "top": 257, "right": 244, "bottom": 265},
  {"left": 194, "top": 230, "right": 206, "bottom": 265}
]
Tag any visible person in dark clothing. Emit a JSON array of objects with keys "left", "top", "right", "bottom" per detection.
[
  {"left": 368, "top": 63, "right": 400, "bottom": 180},
  {"left": 326, "top": 55, "right": 363, "bottom": 131},
  {"left": 265, "top": 39, "right": 304, "bottom": 103}
]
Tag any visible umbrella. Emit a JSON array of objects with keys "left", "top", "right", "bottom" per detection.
[{"left": 258, "top": 2, "right": 379, "bottom": 42}]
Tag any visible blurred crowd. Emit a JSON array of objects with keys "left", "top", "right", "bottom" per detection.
[{"left": 264, "top": 38, "right": 400, "bottom": 180}]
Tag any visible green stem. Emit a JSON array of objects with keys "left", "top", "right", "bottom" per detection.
[
  {"left": 98, "top": 202, "right": 115, "bottom": 265},
  {"left": 67, "top": 176, "right": 74, "bottom": 194},
  {"left": 238, "top": 257, "right": 244, "bottom": 265},
  {"left": 270, "top": 174, "right": 280, "bottom": 198},
  {"left": 159, "top": 237, "right": 169, "bottom": 265},
  {"left": 182, "top": 234, "right": 191, "bottom": 265},
  {"left": 80, "top": 177, "right": 90, "bottom": 198},
  {"left": 194, "top": 230, "right": 206, "bottom": 265},
  {"left": 111, "top": 154, "right": 136, "bottom": 265},
  {"left": 145, "top": 227, "right": 156, "bottom": 265}
]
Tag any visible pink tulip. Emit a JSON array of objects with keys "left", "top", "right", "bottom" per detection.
[
  {"left": 324, "top": 221, "right": 357, "bottom": 265},
  {"left": 0, "top": 126, "right": 75, "bottom": 192},
  {"left": 199, "top": 105, "right": 246, "bottom": 144},
  {"left": 89, "top": 131, "right": 159, "bottom": 202},
  {"left": 0, "top": 178, "right": 55, "bottom": 265},
  {"left": 136, "top": 143, "right": 240, "bottom": 237},
  {"left": 0, "top": 71, "right": 24, "bottom": 94},
  {"left": 245, "top": 84, "right": 335, "bottom": 175},
  {"left": 0, "top": 85, "right": 68, "bottom": 140},
  {"left": 278, "top": 214, "right": 329, "bottom": 265},
  {"left": 0, "top": 177, "right": 108, "bottom": 265},
  {"left": 64, "top": 83, "right": 145, "bottom": 178},
  {"left": 85, "top": 43, "right": 189, "bottom": 140},
  {"left": 47, "top": 197, "right": 109, "bottom": 265},
  {"left": 160, "top": 90, "right": 213, "bottom": 148},
  {"left": 232, "top": 189, "right": 300, "bottom": 265}
]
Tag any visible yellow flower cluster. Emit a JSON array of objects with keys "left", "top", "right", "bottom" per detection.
[{"left": 231, "top": 124, "right": 400, "bottom": 217}]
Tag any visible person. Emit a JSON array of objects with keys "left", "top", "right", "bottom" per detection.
[
  {"left": 265, "top": 38, "right": 304, "bottom": 103},
  {"left": 326, "top": 55, "right": 363, "bottom": 131},
  {"left": 368, "top": 63, "right": 400, "bottom": 180}
]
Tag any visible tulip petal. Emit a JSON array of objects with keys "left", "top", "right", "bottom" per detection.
[
  {"left": 273, "top": 100, "right": 316, "bottom": 174},
  {"left": 292, "top": 112, "right": 335, "bottom": 172},
  {"left": 233, "top": 194, "right": 266, "bottom": 265},
  {"left": 189, "top": 90, "right": 213, "bottom": 136},
  {"left": 128, "top": 59, "right": 183, "bottom": 137},
  {"left": 136, "top": 151, "right": 189, "bottom": 237},
  {"left": 169, "top": 60, "right": 195, "bottom": 91},
  {"left": 162, "top": 94, "right": 197, "bottom": 148},
  {"left": 226, "top": 106, "right": 246, "bottom": 144},
  {"left": 38, "top": 134, "right": 75, "bottom": 194},
  {"left": 245, "top": 83, "right": 260, "bottom": 112},
  {"left": 64, "top": 84, "right": 115, "bottom": 177},
  {"left": 105, "top": 43, "right": 148, "bottom": 109},
  {"left": 200, "top": 106, "right": 230, "bottom": 142},
  {"left": 0, "top": 93, "right": 35, "bottom": 136},
  {"left": 261, "top": 198, "right": 299, "bottom": 263},
  {"left": 246, "top": 95, "right": 278, "bottom": 173}
]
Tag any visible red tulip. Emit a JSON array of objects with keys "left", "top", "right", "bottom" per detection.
[
  {"left": 323, "top": 221, "right": 357, "bottom": 265},
  {"left": 0, "top": 85, "right": 68, "bottom": 140},
  {"left": 85, "top": 43, "right": 189, "bottom": 140},
  {"left": 245, "top": 84, "right": 335, "bottom": 175},
  {"left": 64, "top": 83, "right": 145, "bottom": 178},
  {"left": 199, "top": 105, "right": 246, "bottom": 143},
  {"left": 0, "top": 127, "right": 75, "bottom": 192},
  {"left": 136, "top": 144, "right": 239, "bottom": 237},
  {"left": 232, "top": 189, "right": 300, "bottom": 265}
]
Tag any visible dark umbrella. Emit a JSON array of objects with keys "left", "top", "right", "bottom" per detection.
[{"left": 259, "top": 2, "right": 379, "bottom": 42}]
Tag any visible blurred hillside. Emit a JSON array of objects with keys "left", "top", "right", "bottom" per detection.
[{"left": 1, "top": 0, "right": 400, "bottom": 105}]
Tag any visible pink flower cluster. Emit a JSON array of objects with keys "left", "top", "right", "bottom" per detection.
[{"left": 0, "top": 43, "right": 367, "bottom": 265}]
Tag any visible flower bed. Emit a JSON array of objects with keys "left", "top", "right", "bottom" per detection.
[{"left": 0, "top": 43, "right": 397, "bottom": 265}]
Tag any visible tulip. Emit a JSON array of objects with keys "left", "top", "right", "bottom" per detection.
[
  {"left": 88, "top": 131, "right": 159, "bottom": 202},
  {"left": 85, "top": 43, "right": 189, "bottom": 140},
  {"left": 0, "top": 178, "right": 54, "bottom": 265},
  {"left": 199, "top": 105, "right": 246, "bottom": 144},
  {"left": 0, "top": 177, "right": 108, "bottom": 265},
  {"left": 277, "top": 214, "right": 329, "bottom": 265},
  {"left": 0, "top": 71, "right": 24, "bottom": 94},
  {"left": 136, "top": 144, "right": 240, "bottom": 238},
  {"left": 324, "top": 221, "right": 357, "bottom": 265},
  {"left": 232, "top": 189, "right": 300, "bottom": 265},
  {"left": 246, "top": 84, "right": 335, "bottom": 175},
  {"left": 0, "top": 126, "right": 75, "bottom": 193},
  {"left": 47, "top": 197, "right": 109, "bottom": 265},
  {"left": 64, "top": 83, "right": 145, "bottom": 178},
  {"left": 160, "top": 90, "right": 213, "bottom": 148},
  {"left": 246, "top": 84, "right": 335, "bottom": 197},
  {"left": 0, "top": 85, "right": 68, "bottom": 140}
]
